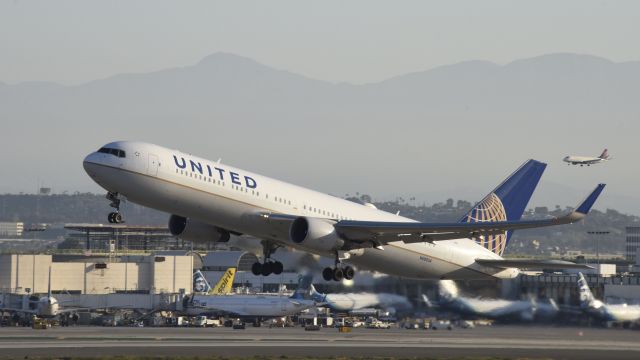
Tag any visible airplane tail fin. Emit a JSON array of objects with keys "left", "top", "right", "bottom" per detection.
[
  {"left": 599, "top": 149, "right": 610, "bottom": 159},
  {"left": 460, "top": 159, "right": 546, "bottom": 256},
  {"left": 309, "top": 284, "right": 326, "bottom": 303},
  {"left": 438, "top": 280, "right": 459, "bottom": 302},
  {"left": 210, "top": 268, "right": 236, "bottom": 295},
  {"left": 193, "top": 270, "right": 212, "bottom": 293},
  {"left": 290, "top": 274, "right": 314, "bottom": 300},
  {"left": 47, "top": 266, "right": 52, "bottom": 298},
  {"left": 421, "top": 294, "right": 434, "bottom": 308},
  {"left": 577, "top": 272, "right": 595, "bottom": 308}
]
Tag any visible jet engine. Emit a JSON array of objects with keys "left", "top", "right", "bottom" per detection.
[
  {"left": 289, "top": 217, "right": 344, "bottom": 252},
  {"left": 168, "top": 215, "right": 230, "bottom": 243}
]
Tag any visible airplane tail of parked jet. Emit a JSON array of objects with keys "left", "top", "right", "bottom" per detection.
[
  {"left": 193, "top": 268, "right": 237, "bottom": 295},
  {"left": 438, "top": 280, "right": 460, "bottom": 302},
  {"left": 210, "top": 268, "right": 236, "bottom": 295},
  {"left": 460, "top": 160, "right": 546, "bottom": 256},
  {"left": 193, "top": 270, "right": 212, "bottom": 293},
  {"left": 290, "top": 274, "right": 314, "bottom": 300},
  {"left": 578, "top": 272, "right": 596, "bottom": 308}
]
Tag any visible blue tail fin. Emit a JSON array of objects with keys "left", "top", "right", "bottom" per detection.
[
  {"left": 460, "top": 159, "right": 546, "bottom": 256},
  {"left": 290, "top": 274, "right": 313, "bottom": 300}
]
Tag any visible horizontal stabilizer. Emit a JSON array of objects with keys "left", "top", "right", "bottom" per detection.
[{"left": 475, "top": 259, "right": 593, "bottom": 270}]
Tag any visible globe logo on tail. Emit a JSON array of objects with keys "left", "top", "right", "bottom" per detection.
[{"left": 464, "top": 193, "right": 508, "bottom": 256}]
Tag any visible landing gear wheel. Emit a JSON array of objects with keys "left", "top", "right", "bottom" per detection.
[
  {"left": 106, "top": 192, "right": 125, "bottom": 224},
  {"left": 332, "top": 267, "right": 344, "bottom": 282},
  {"left": 272, "top": 261, "right": 283, "bottom": 275},
  {"left": 322, "top": 267, "right": 334, "bottom": 281},
  {"left": 113, "top": 213, "right": 123, "bottom": 224},
  {"left": 251, "top": 262, "right": 262, "bottom": 276},
  {"left": 261, "top": 261, "right": 273, "bottom": 276},
  {"left": 343, "top": 266, "right": 355, "bottom": 280},
  {"left": 107, "top": 212, "right": 123, "bottom": 224}
]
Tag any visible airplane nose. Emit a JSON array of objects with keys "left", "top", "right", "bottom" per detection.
[{"left": 83, "top": 152, "right": 102, "bottom": 177}]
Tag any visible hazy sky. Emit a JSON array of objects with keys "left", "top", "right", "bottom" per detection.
[
  {"left": 0, "top": 1, "right": 638, "bottom": 215},
  {"left": 1, "top": 0, "right": 639, "bottom": 85}
]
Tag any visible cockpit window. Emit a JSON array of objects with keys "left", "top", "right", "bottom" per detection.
[{"left": 98, "top": 147, "right": 126, "bottom": 158}]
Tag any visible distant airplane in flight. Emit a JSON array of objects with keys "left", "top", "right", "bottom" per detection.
[{"left": 563, "top": 149, "right": 611, "bottom": 166}]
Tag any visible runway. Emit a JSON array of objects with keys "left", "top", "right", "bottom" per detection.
[{"left": 0, "top": 325, "right": 638, "bottom": 359}]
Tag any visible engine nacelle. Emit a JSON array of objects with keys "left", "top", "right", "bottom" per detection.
[
  {"left": 289, "top": 217, "right": 344, "bottom": 252},
  {"left": 168, "top": 215, "right": 230, "bottom": 243}
]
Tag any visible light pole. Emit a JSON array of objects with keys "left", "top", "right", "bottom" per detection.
[{"left": 587, "top": 231, "right": 610, "bottom": 266}]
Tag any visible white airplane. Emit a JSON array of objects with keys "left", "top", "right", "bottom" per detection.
[
  {"left": 563, "top": 149, "right": 611, "bottom": 166},
  {"left": 83, "top": 141, "right": 604, "bottom": 282},
  {"left": 0, "top": 268, "right": 84, "bottom": 319},
  {"left": 310, "top": 284, "right": 411, "bottom": 312},
  {"left": 423, "top": 280, "right": 558, "bottom": 322},
  {"left": 578, "top": 272, "right": 640, "bottom": 323},
  {"left": 184, "top": 275, "right": 316, "bottom": 319}
]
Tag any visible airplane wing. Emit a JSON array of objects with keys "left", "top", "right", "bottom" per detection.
[
  {"left": 0, "top": 308, "right": 36, "bottom": 314},
  {"left": 57, "top": 307, "right": 89, "bottom": 314},
  {"left": 333, "top": 184, "right": 605, "bottom": 246},
  {"left": 259, "top": 184, "right": 604, "bottom": 250},
  {"left": 474, "top": 259, "right": 593, "bottom": 270}
]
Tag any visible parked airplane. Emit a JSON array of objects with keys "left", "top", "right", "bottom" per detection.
[
  {"left": 578, "top": 272, "right": 640, "bottom": 323},
  {"left": 183, "top": 275, "right": 316, "bottom": 320},
  {"left": 193, "top": 268, "right": 236, "bottom": 295},
  {"left": 563, "top": 149, "right": 611, "bottom": 166},
  {"left": 310, "top": 284, "right": 411, "bottom": 312},
  {"left": 0, "top": 268, "right": 85, "bottom": 319},
  {"left": 423, "top": 280, "right": 558, "bottom": 322},
  {"left": 83, "top": 141, "right": 604, "bottom": 281}
]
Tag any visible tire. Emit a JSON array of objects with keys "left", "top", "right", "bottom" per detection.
[
  {"left": 107, "top": 213, "right": 115, "bottom": 223},
  {"left": 272, "top": 261, "right": 283, "bottom": 275},
  {"left": 332, "top": 268, "right": 344, "bottom": 282},
  {"left": 251, "top": 262, "right": 262, "bottom": 276},
  {"left": 343, "top": 266, "right": 355, "bottom": 280},
  {"left": 261, "top": 261, "right": 273, "bottom": 276},
  {"left": 322, "top": 267, "right": 334, "bottom": 281},
  {"left": 113, "top": 213, "right": 123, "bottom": 224}
]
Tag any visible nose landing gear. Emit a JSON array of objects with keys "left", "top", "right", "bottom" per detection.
[{"left": 106, "top": 192, "right": 125, "bottom": 224}]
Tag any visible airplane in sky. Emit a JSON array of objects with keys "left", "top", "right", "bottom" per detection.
[
  {"left": 423, "top": 280, "right": 558, "bottom": 322},
  {"left": 309, "top": 284, "right": 411, "bottom": 312},
  {"left": 0, "top": 268, "right": 85, "bottom": 319},
  {"left": 184, "top": 274, "right": 316, "bottom": 321},
  {"left": 83, "top": 141, "right": 604, "bottom": 281},
  {"left": 578, "top": 272, "right": 640, "bottom": 323},
  {"left": 193, "top": 268, "right": 236, "bottom": 295},
  {"left": 563, "top": 149, "right": 611, "bottom": 166}
]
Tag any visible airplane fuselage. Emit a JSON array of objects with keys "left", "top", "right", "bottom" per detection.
[
  {"left": 186, "top": 294, "right": 314, "bottom": 317},
  {"left": 83, "top": 141, "right": 517, "bottom": 280}
]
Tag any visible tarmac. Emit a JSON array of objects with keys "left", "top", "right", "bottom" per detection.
[{"left": 0, "top": 325, "right": 639, "bottom": 359}]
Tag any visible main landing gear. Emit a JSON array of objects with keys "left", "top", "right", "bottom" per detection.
[
  {"left": 251, "top": 241, "right": 283, "bottom": 276},
  {"left": 106, "top": 192, "right": 125, "bottom": 224},
  {"left": 322, "top": 252, "right": 355, "bottom": 282}
]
